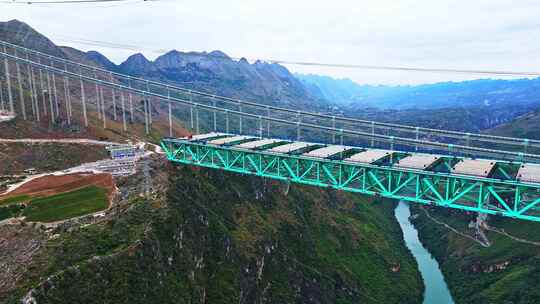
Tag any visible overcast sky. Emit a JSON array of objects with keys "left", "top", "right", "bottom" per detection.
[{"left": 2, "top": 0, "right": 540, "bottom": 85}]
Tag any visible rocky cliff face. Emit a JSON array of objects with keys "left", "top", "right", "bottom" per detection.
[
  {"left": 120, "top": 49, "right": 325, "bottom": 108},
  {"left": 4, "top": 163, "right": 423, "bottom": 303}
]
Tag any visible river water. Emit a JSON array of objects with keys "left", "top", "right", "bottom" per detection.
[{"left": 394, "top": 201, "right": 454, "bottom": 304}]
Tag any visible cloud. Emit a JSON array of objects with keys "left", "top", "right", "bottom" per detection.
[{"left": 2, "top": 0, "right": 540, "bottom": 85}]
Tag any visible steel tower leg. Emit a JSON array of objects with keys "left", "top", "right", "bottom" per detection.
[
  {"left": 168, "top": 100, "right": 172, "bottom": 137},
  {"left": 15, "top": 61, "right": 26, "bottom": 120},
  {"left": 190, "top": 105, "right": 194, "bottom": 131},
  {"left": 80, "top": 77, "right": 88, "bottom": 127},
  {"left": 266, "top": 106, "right": 270, "bottom": 137},
  {"left": 167, "top": 88, "right": 172, "bottom": 137},
  {"left": 129, "top": 93, "right": 134, "bottom": 123},
  {"left": 52, "top": 73, "right": 59, "bottom": 118},
  {"left": 39, "top": 68, "right": 47, "bottom": 116},
  {"left": 148, "top": 98, "right": 152, "bottom": 125},
  {"left": 144, "top": 94, "right": 149, "bottom": 134},
  {"left": 64, "top": 76, "right": 71, "bottom": 125},
  {"left": 332, "top": 116, "right": 336, "bottom": 143},
  {"left": 100, "top": 87, "right": 106, "bottom": 129},
  {"left": 239, "top": 103, "right": 243, "bottom": 134},
  {"left": 121, "top": 91, "right": 127, "bottom": 132},
  {"left": 145, "top": 81, "right": 152, "bottom": 125},
  {"left": 46, "top": 72, "right": 55, "bottom": 124},
  {"left": 127, "top": 77, "right": 134, "bottom": 123},
  {"left": 371, "top": 121, "right": 375, "bottom": 147},
  {"left": 212, "top": 97, "right": 217, "bottom": 132},
  {"left": 415, "top": 127, "right": 420, "bottom": 151},
  {"left": 3, "top": 46, "right": 14, "bottom": 114},
  {"left": 195, "top": 105, "right": 199, "bottom": 134},
  {"left": 94, "top": 71, "right": 101, "bottom": 120},
  {"left": 32, "top": 68, "right": 40, "bottom": 121},
  {"left": 225, "top": 110, "right": 229, "bottom": 133},
  {"left": 297, "top": 112, "right": 301, "bottom": 140},
  {"left": 259, "top": 116, "right": 263, "bottom": 138},
  {"left": 27, "top": 69, "right": 36, "bottom": 119},
  {"left": 0, "top": 81, "right": 4, "bottom": 111},
  {"left": 25, "top": 56, "right": 36, "bottom": 119},
  {"left": 111, "top": 73, "right": 117, "bottom": 121}
]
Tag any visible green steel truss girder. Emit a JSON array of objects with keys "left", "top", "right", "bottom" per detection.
[{"left": 161, "top": 139, "right": 540, "bottom": 222}]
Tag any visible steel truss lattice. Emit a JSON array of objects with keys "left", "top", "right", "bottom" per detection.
[{"left": 162, "top": 138, "right": 540, "bottom": 222}]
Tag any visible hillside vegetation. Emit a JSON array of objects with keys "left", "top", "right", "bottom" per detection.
[{"left": 4, "top": 164, "right": 423, "bottom": 303}]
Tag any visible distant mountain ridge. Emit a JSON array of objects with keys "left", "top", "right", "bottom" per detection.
[
  {"left": 297, "top": 73, "right": 540, "bottom": 110},
  {"left": 0, "top": 19, "right": 328, "bottom": 110}
]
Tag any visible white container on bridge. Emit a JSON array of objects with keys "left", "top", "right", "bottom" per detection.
[
  {"left": 345, "top": 150, "right": 393, "bottom": 164},
  {"left": 208, "top": 135, "right": 255, "bottom": 145},
  {"left": 190, "top": 132, "right": 228, "bottom": 141},
  {"left": 268, "top": 142, "right": 318, "bottom": 154},
  {"left": 303, "top": 145, "right": 352, "bottom": 159},
  {"left": 517, "top": 164, "right": 540, "bottom": 183},
  {"left": 235, "top": 138, "right": 285, "bottom": 150},
  {"left": 452, "top": 159, "right": 496, "bottom": 177},
  {"left": 395, "top": 154, "right": 441, "bottom": 170}
]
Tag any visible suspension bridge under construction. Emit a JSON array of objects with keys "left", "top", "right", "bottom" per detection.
[{"left": 2, "top": 40, "right": 540, "bottom": 221}]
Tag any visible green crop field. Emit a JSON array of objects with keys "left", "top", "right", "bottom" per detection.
[
  {"left": 23, "top": 186, "right": 109, "bottom": 222},
  {"left": 0, "top": 194, "right": 32, "bottom": 206},
  {"left": 0, "top": 205, "right": 24, "bottom": 221}
]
